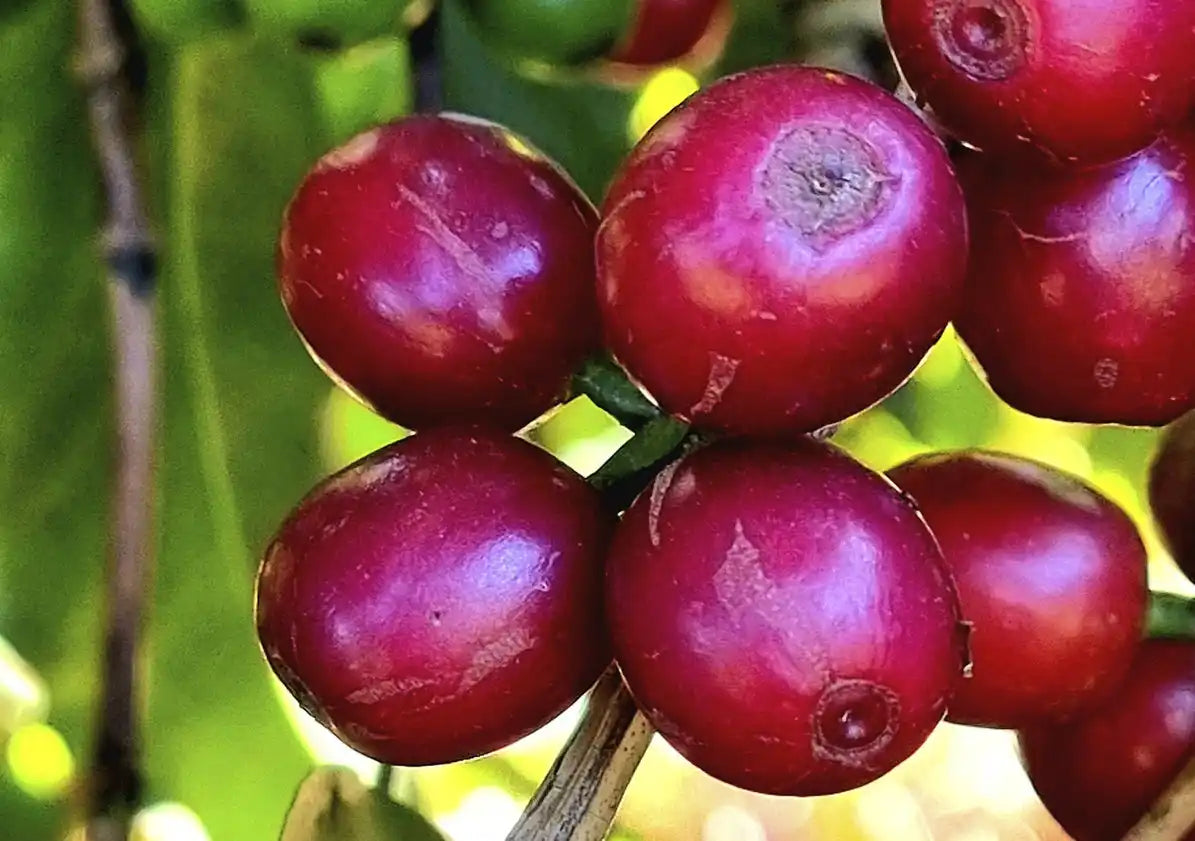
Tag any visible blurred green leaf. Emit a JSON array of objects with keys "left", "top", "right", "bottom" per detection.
[
  {"left": 314, "top": 35, "right": 414, "bottom": 144},
  {"left": 142, "top": 36, "right": 344, "bottom": 841},
  {"left": 0, "top": 0, "right": 106, "bottom": 835},
  {"left": 130, "top": 0, "right": 243, "bottom": 45},
  {"left": 440, "top": 0, "right": 635, "bottom": 200},
  {"left": 280, "top": 767, "right": 445, "bottom": 841}
]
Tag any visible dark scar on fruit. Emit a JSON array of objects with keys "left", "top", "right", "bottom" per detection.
[{"left": 759, "top": 125, "right": 898, "bottom": 252}]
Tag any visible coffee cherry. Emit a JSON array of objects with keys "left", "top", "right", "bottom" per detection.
[
  {"left": 890, "top": 451, "right": 1147, "bottom": 728},
  {"left": 954, "top": 130, "right": 1195, "bottom": 426},
  {"left": 1149, "top": 411, "right": 1195, "bottom": 583},
  {"left": 255, "top": 426, "right": 614, "bottom": 765},
  {"left": 883, "top": 0, "right": 1195, "bottom": 164},
  {"left": 1019, "top": 640, "right": 1195, "bottom": 841},
  {"left": 597, "top": 66, "right": 968, "bottom": 437},
  {"left": 464, "top": 0, "right": 634, "bottom": 65},
  {"left": 605, "top": 438, "right": 965, "bottom": 795},
  {"left": 279, "top": 115, "right": 601, "bottom": 432},
  {"left": 609, "top": 0, "right": 722, "bottom": 66}
]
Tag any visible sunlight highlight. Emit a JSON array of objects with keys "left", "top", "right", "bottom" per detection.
[{"left": 627, "top": 67, "right": 700, "bottom": 143}]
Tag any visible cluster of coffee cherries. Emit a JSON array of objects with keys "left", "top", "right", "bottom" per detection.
[{"left": 256, "top": 0, "right": 1195, "bottom": 836}]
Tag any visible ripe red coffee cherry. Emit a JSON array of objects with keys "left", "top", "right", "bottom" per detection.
[
  {"left": 609, "top": 0, "right": 722, "bottom": 65},
  {"left": 882, "top": 0, "right": 1195, "bottom": 164},
  {"left": 889, "top": 451, "right": 1147, "bottom": 728},
  {"left": 1149, "top": 411, "right": 1195, "bottom": 583},
  {"left": 954, "top": 131, "right": 1195, "bottom": 426},
  {"left": 1019, "top": 640, "right": 1195, "bottom": 841},
  {"left": 597, "top": 66, "right": 968, "bottom": 438},
  {"left": 279, "top": 114, "right": 601, "bottom": 432},
  {"left": 606, "top": 438, "right": 966, "bottom": 795},
  {"left": 255, "top": 426, "right": 614, "bottom": 765}
]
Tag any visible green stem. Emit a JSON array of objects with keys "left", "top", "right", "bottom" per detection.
[
  {"left": 1147, "top": 591, "right": 1195, "bottom": 640},
  {"left": 505, "top": 379, "right": 703, "bottom": 841},
  {"left": 571, "top": 355, "right": 662, "bottom": 432}
]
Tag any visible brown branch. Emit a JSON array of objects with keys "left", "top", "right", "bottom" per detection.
[
  {"left": 507, "top": 668, "right": 654, "bottom": 841},
  {"left": 76, "top": 1, "right": 157, "bottom": 838},
  {"left": 1123, "top": 756, "right": 1195, "bottom": 841}
]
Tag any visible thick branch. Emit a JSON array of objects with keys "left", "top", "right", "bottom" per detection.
[
  {"left": 1123, "top": 755, "right": 1195, "bottom": 841},
  {"left": 77, "top": 0, "right": 157, "bottom": 837},
  {"left": 506, "top": 668, "right": 653, "bottom": 841}
]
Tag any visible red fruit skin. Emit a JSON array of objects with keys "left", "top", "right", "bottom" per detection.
[
  {"left": 889, "top": 451, "right": 1148, "bottom": 728},
  {"left": 597, "top": 66, "right": 968, "bottom": 437},
  {"left": 954, "top": 131, "right": 1195, "bottom": 426},
  {"left": 605, "top": 438, "right": 966, "bottom": 795},
  {"left": 609, "top": 0, "right": 721, "bottom": 65},
  {"left": 1150, "top": 411, "right": 1195, "bottom": 583},
  {"left": 882, "top": 0, "right": 1195, "bottom": 165},
  {"left": 255, "top": 426, "right": 614, "bottom": 765},
  {"left": 278, "top": 114, "right": 601, "bottom": 432},
  {"left": 1019, "top": 640, "right": 1195, "bottom": 841}
]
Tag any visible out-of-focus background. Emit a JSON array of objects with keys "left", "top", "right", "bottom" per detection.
[{"left": 1, "top": 0, "right": 1185, "bottom": 839}]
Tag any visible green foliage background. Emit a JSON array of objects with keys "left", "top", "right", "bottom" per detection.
[{"left": 0, "top": 1, "right": 1173, "bottom": 839}]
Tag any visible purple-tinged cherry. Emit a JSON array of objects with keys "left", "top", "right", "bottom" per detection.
[
  {"left": 890, "top": 451, "right": 1148, "bottom": 728},
  {"left": 1020, "top": 640, "right": 1195, "bottom": 841},
  {"left": 606, "top": 437, "right": 966, "bottom": 795},
  {"left": 255, "top": 425, "right": 614, "bottom": 765},
  {"left": 954, "top": 129, "right": 1195, "bottom": 426},
  {"left": 597, "top": 65, "right": 968, "bottom": 437},
  {"left": 279, "top": 114, "right": 601, "bottom": 432},
  {"left": 883, "top": 0, "right": 1195, "bottom": 164}
]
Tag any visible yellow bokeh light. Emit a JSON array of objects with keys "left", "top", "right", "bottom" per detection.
[
  {"left": 5, "top": 722, "right": 74, "bottom": 800},
  {"left": 131, "top": 803, "right": 211, "bottom": 841},
  {"left": 627, "top": 67, "right": 700, "bottom": 144}
]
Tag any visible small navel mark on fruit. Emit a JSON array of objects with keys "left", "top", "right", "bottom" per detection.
[
  {"left": 1094, "top": 358, "right": 1119, "bottom": 389},
  {"left": 713, "top": 519, "right": 773, "bottom": 614},
  {"left": 648, "top": 460, "right": 683, "bottom": 547},
  {"left": 490, "top": 221, "right": 510, "bottom": 240},
  {"left": 811, "top": 679, "right": 900, "bottom": 764},
  {"left": 689, "top": 353, "right": 741, "bottom": 417},
  {"left": 758, "top": 124, "right": 896, "bottom": 250},
  {"left": 458, "top": 628, "right": 536, "bottom": 693},
  {"left": 932, "top": 0, "right": 1032, "bottom": 81},
  {"left": 318, "top": 128, "right": 381, "bottom": 170}
]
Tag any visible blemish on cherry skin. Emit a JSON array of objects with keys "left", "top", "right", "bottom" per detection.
[{"left": 813, "top": 679, "right": 900, "bottom": 758}]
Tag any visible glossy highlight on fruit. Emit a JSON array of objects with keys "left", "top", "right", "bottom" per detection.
[
  {"left": 883, "top": 0, "right": 1195, "bottom": 164},
  {"left": 890, "top": 451, "right": 1147, "bottom": 728},
  {"left": 597, "top": 66, "right": 968, "bottom": 437},
  {"left": 1149, "top": 411, "right": 1195, "bottom": 583},
  {"left": 255, "top": 426, "right": 614, "bottom": 765},
  {"left": 1020, "top": 640, "right": 1195, "bottom": 841},
  {"left": 605, "top": 437, "right": 966, "bottom": 795},
  {"left": 955, "top": 130, "right": 1195, "bottom": 426},
  {"left": 609, "top": 0, "right": 722, "bottom": 65},
  {"left": 279, "top": 114, "right": 601, "bottom": 431}
]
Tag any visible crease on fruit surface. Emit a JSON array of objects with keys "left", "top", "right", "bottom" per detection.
[
  {"left": 688, "top": 352, "right": 740, "bottom": 417},
  {"left": 713, "top": 519, "right": 774, "bottom": 615},
  {"left": 647, "top": 459, "right": 682, "bottom": 547}
]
